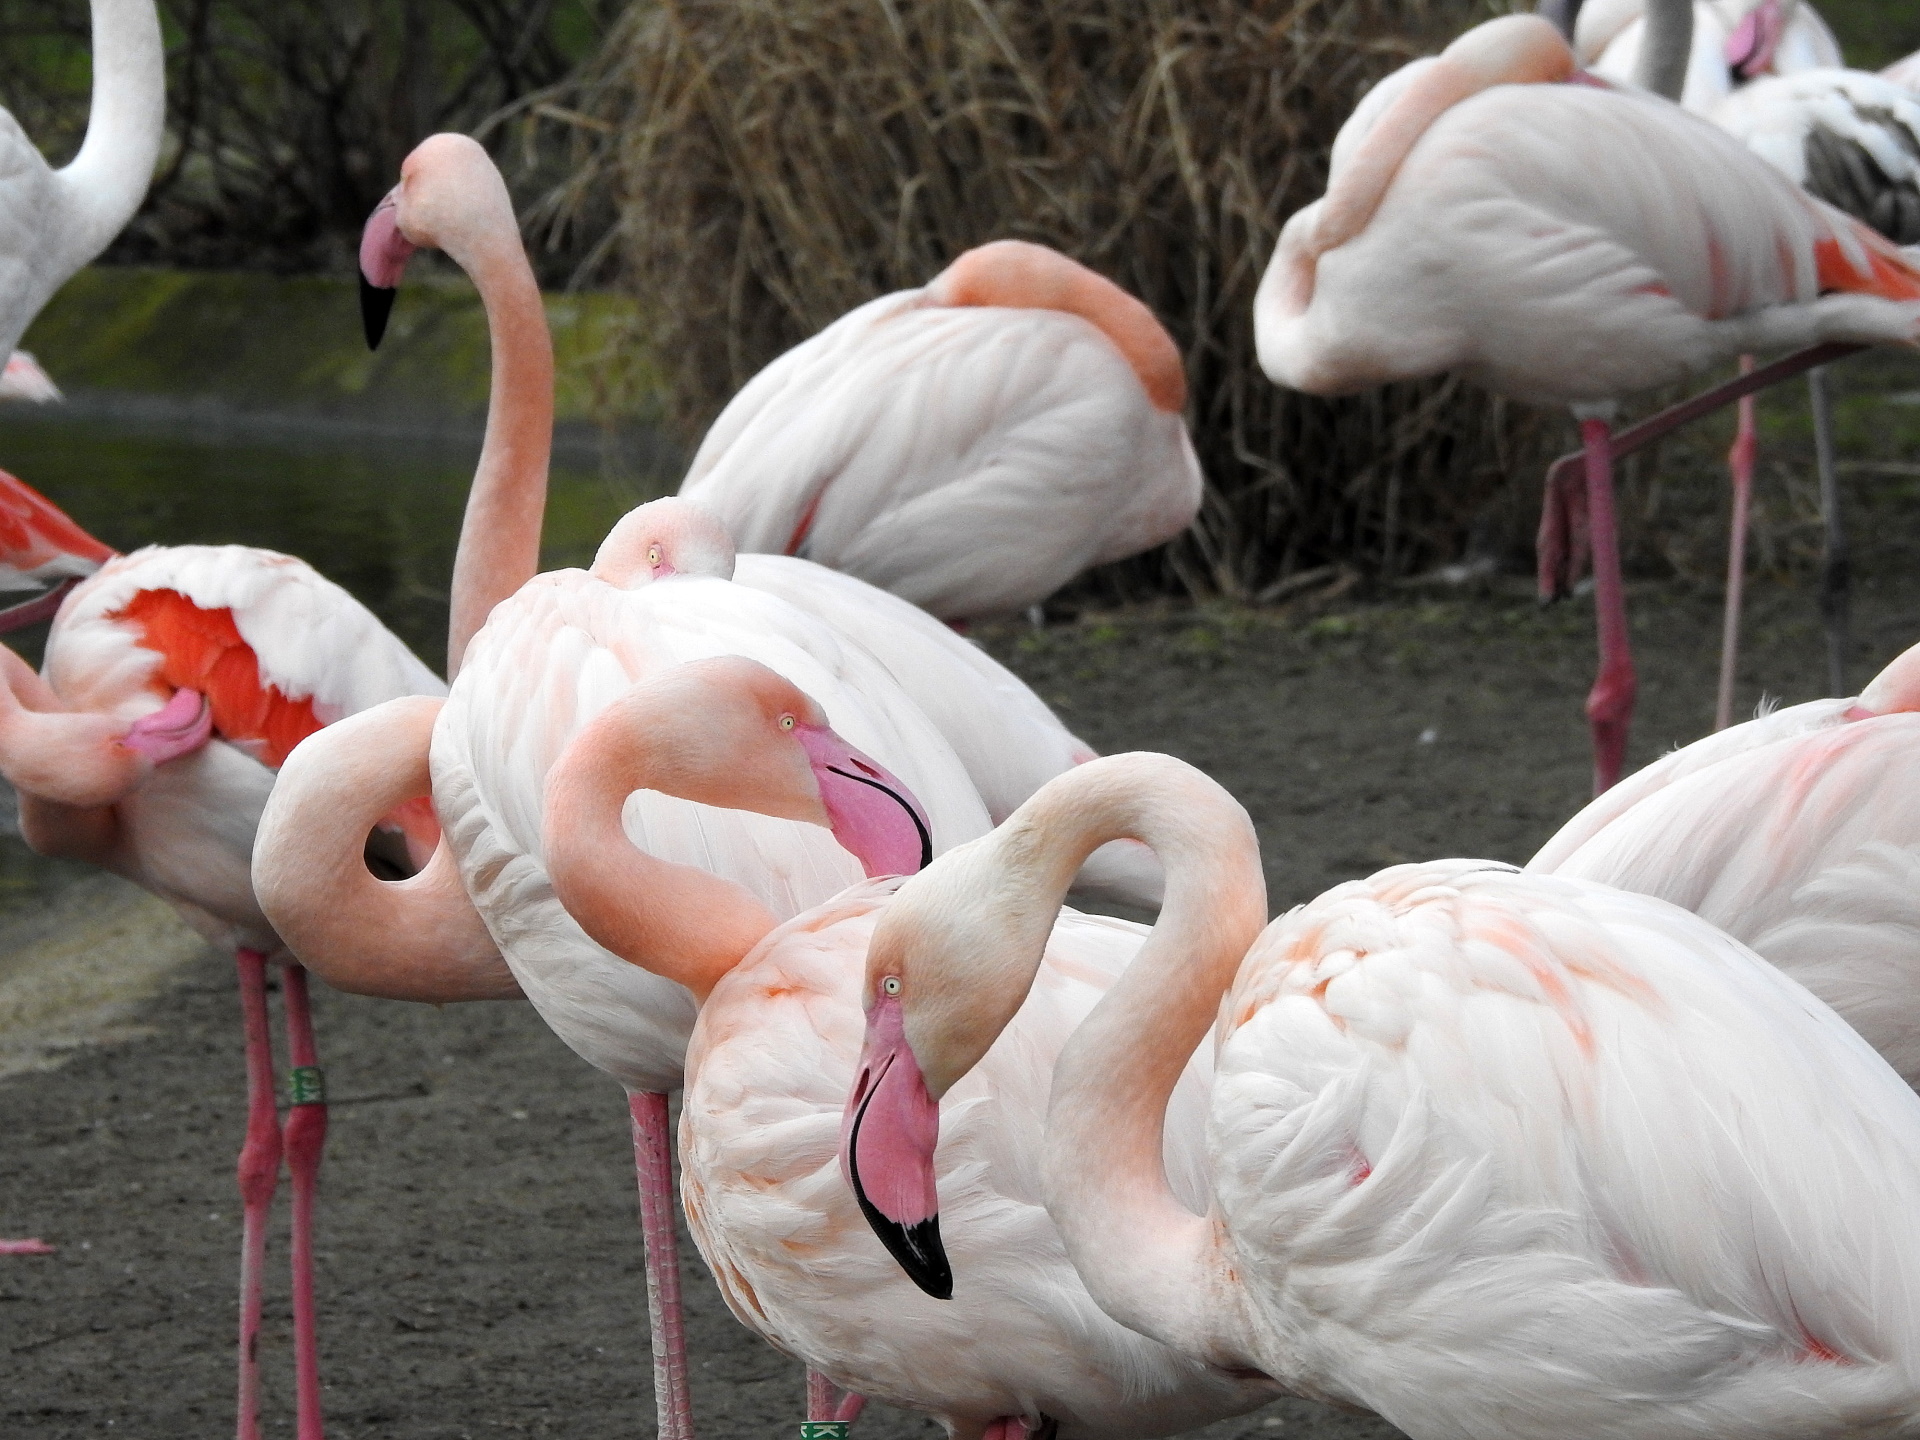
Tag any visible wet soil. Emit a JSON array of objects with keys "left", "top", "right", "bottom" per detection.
[{"left": 7, "top": 557, "right": 1920, "bottom": 1440}]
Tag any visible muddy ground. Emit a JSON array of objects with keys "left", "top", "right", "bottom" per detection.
[{"left": 7, "top": 353, "right": 1920, "bottom": 1439}]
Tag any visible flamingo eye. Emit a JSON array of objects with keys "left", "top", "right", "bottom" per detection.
[
  {"left": 881, "top": 976, "right": 902, "bottom": 997},
  {"left": 779, "top": 714, "right": 796, "bottom": 731},
  {"left": 647, "top": 545, "right": 662, "bottom": 566}
]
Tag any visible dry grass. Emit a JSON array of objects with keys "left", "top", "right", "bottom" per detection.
[{"left": 533, "top": 0, "right": 1560, "bottom": 598}]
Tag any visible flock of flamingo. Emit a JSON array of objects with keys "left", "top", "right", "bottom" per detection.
[{"left": 5, "top": 0, "right": 1920, "bottom": 1437}]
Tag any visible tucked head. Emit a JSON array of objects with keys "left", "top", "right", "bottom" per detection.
[
  {"left": 359, "top": 133, "right": 519, "bottom": 349},
  {"left": 590, "top": 498, "right": 738, "bottom": 588}
]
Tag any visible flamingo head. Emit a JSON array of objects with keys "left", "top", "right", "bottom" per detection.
[
  {"left": 590, "top": 498, "right": 738, "bottom": 587},
  {"left": 359, "top": 134, "right": 515, "bottom": 349},
  {"left": 1725, "top": 0, "right": 1787, "bottom": 79},
  {"left": 0, "top": 469, "right": 115, "bottom": 632},
  {"left": 1845, "top": 640, "right": 1920, "bottom": 720},
  {"left": 840, "top": 827, "right": 1063, "bottom": 1300},
  {"left": 121, "top": 687, "right": 214, "bottom": 768}
]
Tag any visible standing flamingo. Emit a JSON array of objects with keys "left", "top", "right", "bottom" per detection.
[
  {"left": 0, "top": 0, "right": 163, "bottom": 360},
  {"left": 534, "top": 657, "right": 1278, "bottom": 1440},
  {"left": 678, "top": 240, "right": 1201, "bottom": 622},
  {"left": 1254, "top": 11, "right": 1920, "bottom": 791},
  {"left": 1527, "top": 637, "right": 1920, "bottom": 1083},
  {"left": 0, "top": 474, "right": 446, "bottom": 1440},
  {"left": 844, "top": 753, "right": 1920, "bottom": 1438}
]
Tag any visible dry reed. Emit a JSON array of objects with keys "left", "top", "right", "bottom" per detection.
[{"left": 535, "top": 0, "right": 1559, "bottom": 599}]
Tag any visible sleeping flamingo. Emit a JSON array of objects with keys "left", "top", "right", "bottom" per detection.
[
  {"left": 1528, "top": 638, "right": 1920, "bottom": 1083},
  {"left": 0, "top": 474, "right": 446, "bottom": 1440},
  {"left": 844, "top": 753, "right": 1920, "bottom": 1438},
  {"left": 677, "top": 240, "right": 1201, "bottom": 622},
  {"left": 1255, "top": 11, "right": 1920, "bottom": 791},
  {"left": 0, "top": 0, "right": 163, "bottom": 360},
  {"left": 534, "top": 657, "right": 1278, "bottom": 1440}
]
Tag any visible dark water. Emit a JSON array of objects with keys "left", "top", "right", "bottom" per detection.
[{"left": 0, "top": 404, "right": 682, "bottom": 910}]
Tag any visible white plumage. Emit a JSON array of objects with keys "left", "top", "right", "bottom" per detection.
[
  {"left": 679, "top": 262, "right": 1201, "bottom": 620},
  {"left": 1580, "top": 0, "right": 1842, "bottom": 109}
]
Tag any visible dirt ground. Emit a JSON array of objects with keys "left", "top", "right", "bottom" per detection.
[{"left": 6, "top": 548, "right": 1920, "bottom": 1438}]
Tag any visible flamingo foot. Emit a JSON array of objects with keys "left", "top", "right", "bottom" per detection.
[
  {"left": 631, "top": 1092, "right": 694, "bottom": 1440},
  {"left": 0, "top": 1238, "right": 54, "bottom": 1254},
  {"left": 234, "top": 948, "right": 283, "bottom": 1440},
  {"left": 1537, "top": 454, "right": 1591, "bottom": 600},
  {"left": 282, "top": 963, "right": 329, "bottom": 1440}
]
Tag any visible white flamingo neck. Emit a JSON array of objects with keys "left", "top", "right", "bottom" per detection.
[
  {"left": 53, "top": 0, "right": 164, "bottom": 275},
  {"left": 445, "top": 225, "right": 554, "bottom": 676}
]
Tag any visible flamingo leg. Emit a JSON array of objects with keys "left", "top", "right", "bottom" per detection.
[
  {"left": 630, "top": 1091, "right": 694, "bottom": 1440},
  {"left": 807, "top": 1371, "right": 869, "bottom": 1428},
  {"left": 1715, "top": 362, "right": 1758, "bottom": 731},
  {"left": 1809, "top": 365, "right": 1849, "bottom": 696},
  {"left": 1580, "top": 417, "right": 1637, "bottom": 794},
  {"left": 233, "top": 947, "right": 283, "bottom": 1440},
  {"left": 0, "top": 1238, "right": 54, "bottom": 1254},
  {"left": 281, "top": 963, "right": 329, "bottom": 1440}
]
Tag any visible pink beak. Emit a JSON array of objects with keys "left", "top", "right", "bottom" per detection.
[
  {"left": 839, "top": 993, "right": 951, "bottom": 1298},
  {"left": 794, "top": 725, "right": 933, "bottom": 878},
  {"left": 1725, "top": 0, "right": 1785, "bottom": 80},
  {"left": 358, "top": 190, "right": 419, "bottom": 350},
  {"left": 121, "top": 688, "right": 213, "bottom": 766}
]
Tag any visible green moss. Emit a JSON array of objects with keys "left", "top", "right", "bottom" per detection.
[{"left": 19, "top": 266, "right": 662, "bottom": 428}]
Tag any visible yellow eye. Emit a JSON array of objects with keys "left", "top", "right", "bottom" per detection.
[
  {"left": 779, "top": 714, "right": 796, "bottom": 731},
  {"left": 881, "top": 975, "right": 902, "bottom": 997},
  {"left": 647, "top": 545, "right": 662, "bottom": 566}
]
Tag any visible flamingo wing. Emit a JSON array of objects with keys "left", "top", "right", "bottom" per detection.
[{"left": 1213, "top": 861, "right": 1920, "bottom": 1433}]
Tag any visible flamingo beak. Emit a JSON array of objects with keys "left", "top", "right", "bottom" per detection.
[
  {"left": 121, "top": 689, "right": 212, "bottom": 766},
  {"left": 794, "top": 726, "right": 933, "bottom": 877},
  {"left": 1724, "top": 0, "right": 1785, "bottom": 80},
  {"left": 358, "top": 190, "right": 417, "bottom": 350},
  {"left": 840, "top": 993, "right": 951, "bottom": 1299}
]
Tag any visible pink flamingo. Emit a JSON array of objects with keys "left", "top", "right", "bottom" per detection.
[
  {"left": 1575, "top": 0, "right": 1842, "bottom": 109},
  {"left": 844, "top": 752, "right": 1920, "bottom": 1437},
  {"left": 0, "top": 0, "right": 163, "bottom": 360},
  {"left": 0, "top": 475, "right": 446, "bottom": 1440},
  {"left": 1254, "top": 11, "right": 1920, "bottom": 791},
  {"left": 678, "top": 240, "right": 1200, "bottom": 622},
  {"left": 536, "top": 657, "right": 1279, "bottom": 1440},
  {"left": 1529, "top": 638, "right": 1920, "bottom": 1083}
]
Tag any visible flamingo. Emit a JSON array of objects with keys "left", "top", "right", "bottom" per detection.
[
  {"left": 1575, "top": 0, "right": 1842, "bottom": 109},
  {"left": 593, "top": 496, "right": 1164, "bottom": 909},
  {"left": 534, "top": 656, "right": 1279, "bottom": 1440},
  {"left": 677, "top": 239, "right": 1201, "bottom": 622},
  {"left": 1527, "top": 637, "right": 1920, "bottom": 1083},
  {"left": 0, "top": 352, "right": 61, "bottom": 403},
  {"left": 843, "top": 752, "right": 1920, "bottom": 1438},
  {"left": 1253, "top": 11, "right": 1920, "bottom": 792},
  {"left": 0, "top": 0, "right": 163, "bottom": 361},
  {"left": 0, "top": 473, "right": 447, "bottom": 1440}
]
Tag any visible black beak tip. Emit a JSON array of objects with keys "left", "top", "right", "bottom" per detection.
[
  {"left": 359, "top": 274, "right": 396, "bottom": 351},
  {"left": 876, "top": 1212, "right": 954, "bottom": 1300}
]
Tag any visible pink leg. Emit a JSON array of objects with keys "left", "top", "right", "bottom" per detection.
[
  {"left": 0, "top": 1238, "right": 54, "bottom": 1254},
  {"left": 807, "top": 1371, "right": 869, "bottom": 1428},
  {"left": 234, "top": 948, "right": 283, "bottom": 1440},
  {"left": 1580, "top": 418, "right": 1637, "bottom": 794},
  {"left": 631, "top": 1092, "right": 694, "bottom": 1440},
  {"left": 281, "top": 963, "right": 328, "bottom": 1440},
  {"left": 1716, "top": 364, "right": 1757, "bottom": 732}
]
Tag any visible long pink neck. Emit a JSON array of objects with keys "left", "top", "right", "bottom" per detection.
[
  {"left": 0, "top": 645, "right": 143, "bottom": 808},
  {"left": 252, "top": 696, "right": 520, "bottom": 1002},
  {"left": 445, "top": 229, "right": 554, "bottom": 676},
  {"left": 543, "top": 717, "right": 781, "bottom": 1005}
]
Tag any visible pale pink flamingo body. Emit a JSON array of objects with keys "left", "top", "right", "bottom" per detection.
[
  {"left": 1254, "top": 12, "right": 1920, "bottom": 789},
  {"left": 845, "top": 753, "right": 1920, "bottom": 1438},
  {"left": 537, "top": 661, "right": 1277, "bottom": 1440},
  {"left": 1529, "top": 639, "right": 1920, "bottom": 1084},
  {"left": 679, "top": 240, "right": 1200, "bottom": 622},
  {"left": 0, "top": 487, "right": 445, "bottom": 1440}
]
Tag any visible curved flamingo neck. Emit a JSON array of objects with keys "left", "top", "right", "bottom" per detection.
[
  {"left": 926, "top": 241, "right": 1187, "bottom": 413},
  {"left": 1634, "top": 0, "right": 1693, "bottom": 99},
  {"left": 444, "top": 226, "right": 554, "bottom": 676},
  {"left": 543, "top": 711, "right": 783, "bottom": 1006},
  {"left": 252, "top": 696, "right": 519, "bottom": 1002},
  {"left": 0, "top": 644, "right": 142, "bottom": 808},
  {"left": 54, "top": 0, "right": 165, "bottom": 275}
]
